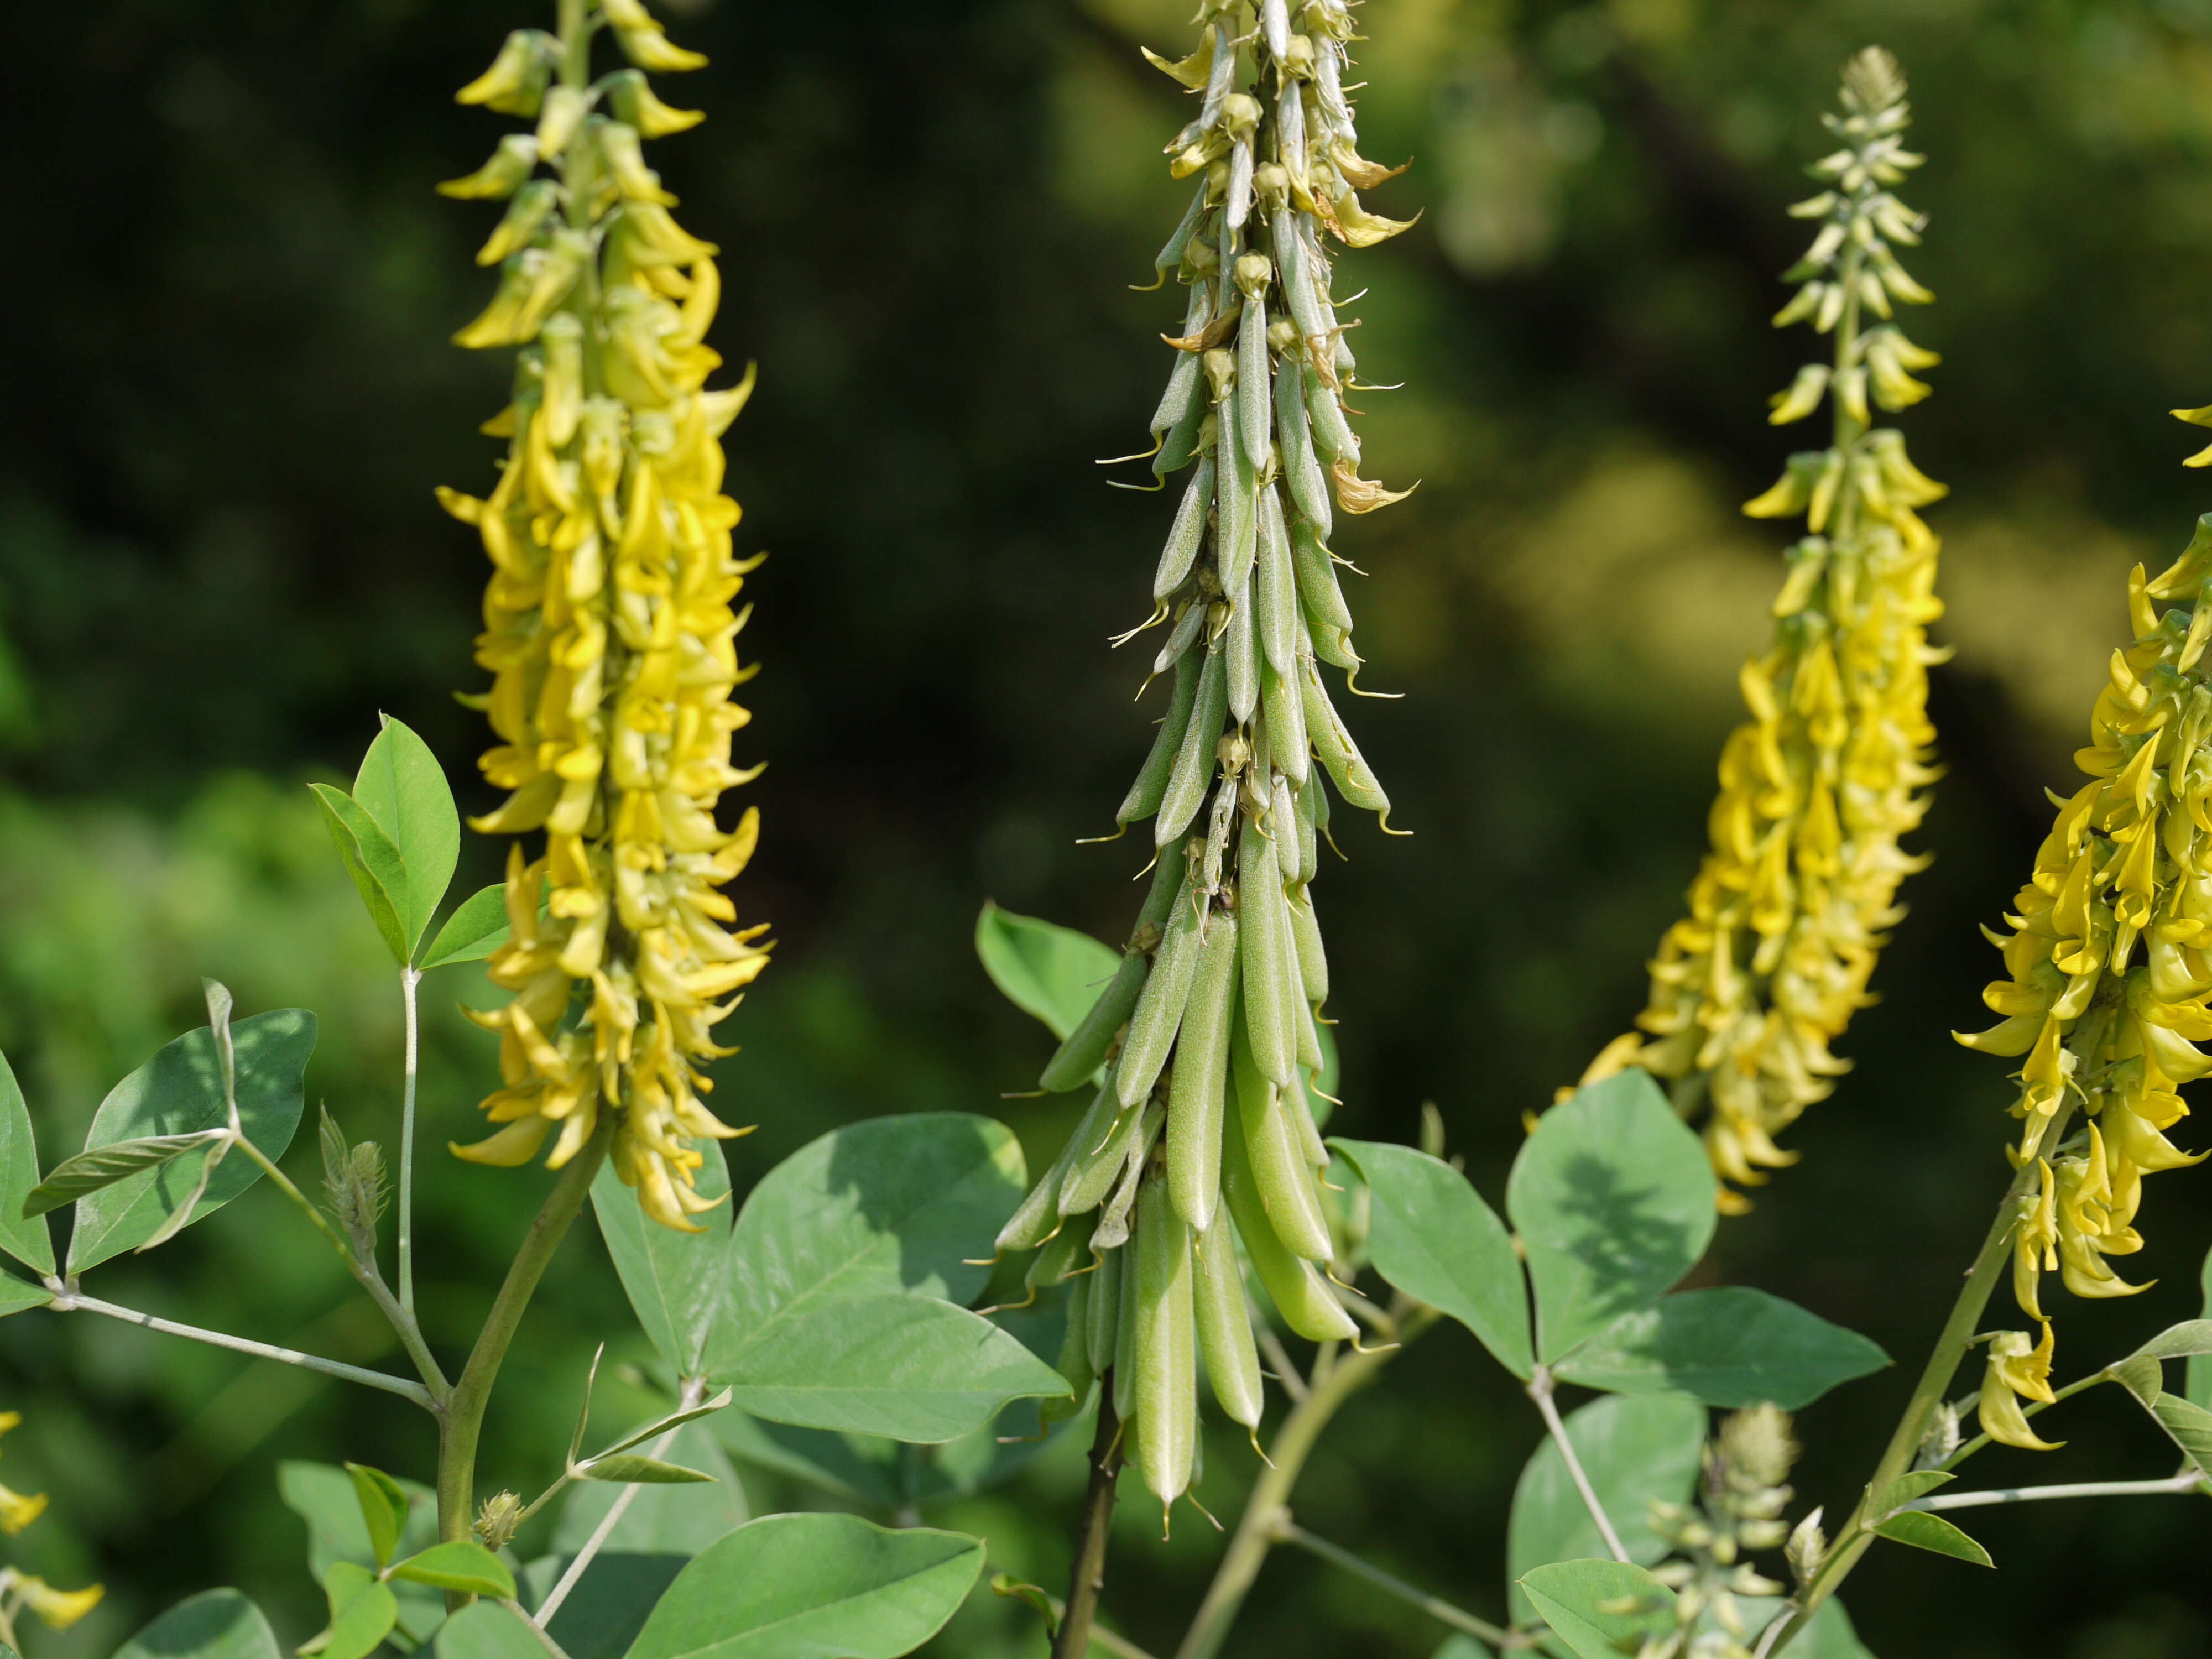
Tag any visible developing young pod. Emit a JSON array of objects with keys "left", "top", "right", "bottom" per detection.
[{"left": 1581, "top": 47, "right": 1948, "bottom": 1213}]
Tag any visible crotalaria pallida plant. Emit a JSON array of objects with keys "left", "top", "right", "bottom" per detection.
[
  {"left": 1584, "top": 48, "right": 1948, "bottom": 1209},
  {"left": 437, "top": 0, "right": 769, "bottom": 1230},
  {"left": 992, "top": 0, "right": 1416, "bottom": 1530}
]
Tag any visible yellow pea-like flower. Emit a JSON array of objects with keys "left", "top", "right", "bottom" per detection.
[
  {"left": 439, "top": 0, "right": 766, "bottom": 1231},
  {"left": 1977, "top": 1326, "right": 2064, "bottom": 1452},
  {"left": 1582, "top": 50, "right": 1947, "bottom": 1211}
]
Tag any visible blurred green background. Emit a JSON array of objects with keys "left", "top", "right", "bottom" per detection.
[{"left": 5, "top": 0, "right": 2212, "bottom": 1655}]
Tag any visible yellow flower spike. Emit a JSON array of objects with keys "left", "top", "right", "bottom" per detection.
[
  {"left": 441, "top": 3, "right": 765, "bottom": 1228},
  {"left": 1589, "top": 49, "right": 1946, "bottom": 1207},
  {"left": 0, "top": 1482, "right": 48, "bottom": 1536},
  {"left": 16, "top": 1577, "right": 106, "bottom": 1631},
  {"left": 1977, "top": 1328, "right": 2064, "bottom": 1452}
]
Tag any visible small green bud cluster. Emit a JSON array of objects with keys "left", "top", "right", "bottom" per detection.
[
  {"left": 1632, "top": 1405, "right": 1802, "bottom": 1659},
  {"left": 320, "top": 1108, "right": 390, "bottom": 1258},
  {"left": 474, "top": 1490, "right": 525, "bottom": 1552}
]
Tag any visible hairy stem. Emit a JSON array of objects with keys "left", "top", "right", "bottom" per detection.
[
  {"left": 399, "top": 966, "right": 422, "bottom": 1321},
  {"left": 1051, "top": 1385, "right": 1126, "bottom": 1659},
  {"left": 1173, "top": 1308, "right": 1432, "bottom": 1659},
  {"left": 1274, "top": 1521, "right": 1527, "bottom": 1649},
  {"left": 436, "top": 1124, "right": 613, "bottom": 1553},
  {"left": 1528, "top": 1365, "right": 1629, "bottom": 1563},
  {"left": 1912, "top": 1470, "right": 2207, "bottom": 1512},
  {"left": 46, "top": 1290, "right": 434, "bottom": 1408}
]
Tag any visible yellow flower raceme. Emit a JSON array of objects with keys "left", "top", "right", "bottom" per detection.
[
  {"left": 1977, "top": 1326, "right": 2063, "bottom": 1452},
  {"left": 0, "top": 1411, "right": 103, "bottom": 1637},
  {"left": 1583, "top": 50, "right": 1948, "bottom": 1211},
  {"left": 437, "top": 2, "right": 768, "bottom": 1231}
]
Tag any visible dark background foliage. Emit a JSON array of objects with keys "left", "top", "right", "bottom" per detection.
[{"left": 4, "top": 0, "right": 2211, "bottom": 1655}]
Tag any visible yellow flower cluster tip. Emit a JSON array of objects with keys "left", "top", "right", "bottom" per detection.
[
  {"left": 436, "top": 0, "right": 768, "bottom": 1230},
  {"left": 1959, "top": 472, "right": 2212, "bottom": 1442},
  {"left": 0, "top": 1411, "right": 104, "bottom": 1641},
  {"left": 1583, "top": 48, "right": 1948, "bottom": 1212}
]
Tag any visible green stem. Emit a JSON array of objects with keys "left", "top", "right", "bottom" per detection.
[
  {"left": 399, "top": 966, "right": 422, "bottom": 1321},
  {"left": 1274, "top": 1521, "right": 1529, "bottom": 1650},
  {"left": 1528, "top": 1365, "right": 1630, "bottom": 1563},
  {"left": 1051, "top": 1385, "right": 1126, "bottom": 1659},
  {"left": 1912, "top": 1470, "right": 2206, "bottom": 1512},
  {"left": 1172, "top": 1307, "right": 1433, "bottom": 1659},
  {"left": 436, "top": 1123, "right": 613, "bottom": 1550}
]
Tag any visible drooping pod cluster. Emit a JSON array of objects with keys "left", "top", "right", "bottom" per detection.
[
  {"left": 1959, "top": 465, "right": 2212, "bottom": 1446},
  {"left": 1583, "top": 49, "right": 1947, "bottom": 1212},
  {"left": 435, "top": 0, "right": 769, "bottom": 1231},
  {"left": 1002, "top": 0, "right": 1415, "bottom": 1514},
  {"left": 0, "top": 1410, "right": 105, "bottom": 1643}
]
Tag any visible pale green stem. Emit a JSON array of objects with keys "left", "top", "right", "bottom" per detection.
[
  {"left": 45, "top": 1289, "right": 434, "bottom": 1408},
  {"left": 1274, "top": 1520, "right": 1530, "bottom": 1649},
  {"left": 497, "top": 1600, "right": 573, "bottom": 1659},
  {"left": 400, "top": 966, "right": 422, "bottom": 1320},
  {"left": 1528, "top": 1365, "right": 1630, "bottom": 1563},
  {"left": 1910, "top": 1470, "right": 2207, "bottom": 1512},
  {"left": 534, "top": 1377, "right": 707, "bottom": 1626}
]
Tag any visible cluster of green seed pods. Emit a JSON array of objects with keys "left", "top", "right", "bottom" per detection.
[{"left": 997, "top": 0, "right": 1413, "bottom": 1516}]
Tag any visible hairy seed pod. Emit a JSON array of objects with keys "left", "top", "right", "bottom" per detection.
[
  {"left": 1287, "top": 885, "right": 1329, "bottom": 1004},
  {"left": 1133, "top": 1169, "right": 1198, "bottom": 1506},
  {"left": 1264, "top": 659, "right": 1311, "bottom": 789},
  {"left": 1271, "top": 208, "right": 1328, "bottom": 344},
  {"left": 1168, "top": 910, "right": 1239, "bottom": 1229},
  {"left": 1094, "top": 1100, "right": 1166, "bottom": 1249},
  {"left": 1238, "top": 296, "right": 1272, "bottom": 468},
  {"left": 1290, "top": 516, "right": 1355, "bottom": 637},
  {"left": 1042, "top": 1268, "right": 1097, "bottom": 1427},
  {"left": 1227, "top": 592, "right": 1259, "bottom": 724},
  {"left": 1088, "top": 1240, "right": 1124, "bottom": 1375},
  {"left": 1292, "top": 773, "right": 1320, "bottom": 883},
  {"left": 1041, "top": 954, "right": 1148, "bottom": 1092},
  {"left": 1219, "top": 399, "right": 1259, "bottom": 600},
  {"left": 1113, "top": 1228, "right": 1141, "bottom": 1420},
  {"left": 1154, "top": 457, "right": 1217, "bottom": 601},
  {"left": 1194, "top": 1213, "right": 1265, "bottom": 1428},
  {"left": 1118, "top": 878, "right": 1206, "bottom": 1105},
  {"left": 1275, "top": 367, "right": 1333, "bottom": 539},
  {"left": 1153, "top": 184, "right": 1209, "bottom": 286},
  {"left": 1293, "top": 987, "right": 1324, "bottom": 1073},
  {"left": 1222, "top": 1107, "right": 1358, "bottom": 1341},
  {"left": 1230, "top": 1011, "right": 1334, "bottom": 1260},
  {"left": 1061, "top": 1093, "right": 1145, "bottom": 1216},
  {"left": 1284, "top": 1068, "right": 1331, "bottom": 1171},
  {"left": 1027, "top": 1213, "right": 1093, "bottom": 1290},
  {"left": 1303, "top": 667, "right": 1390, "bottom": 813},
  {"left": 1157, "top": 641, "right": 1230, "bottom": 846},
  {"left": 1305, "top": 367, "right": 1361, "bottom": 466},
  {"left": 1255, "top": 486, "right": 1299, "bottom": 675},
  {"left": 1239, "top": 814, "right": 1298, "bottom": 1086},
  {"left": 998, "top": 1128, "right": 1084, "bottom": 1253},
  {"left": 1135, "top": 844, "right": 1190, "bottom": 935},
  {"left": 1271, "top": 771, "right": 1301, "bottom": 885},
  {"left": 1151, "top": 596, "right": 1209, "bottom": 678},
  {"left": 1119, "top": 650, "right": 1202, "bottom": 827},
  {"left": 1156, "top": 389, "right": 1207, "bottom": 479}
]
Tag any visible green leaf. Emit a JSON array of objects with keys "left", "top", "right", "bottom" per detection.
[
  {"left": 714, "top": 1291, "right": 1068, "bottom": 1442},
  {"left": 2151, "top": 1391, "right": 2212, "bottom": 1478},
  {"left": 434, "top": 1602, "right": 547, "bottom": 1659},
  {"left": 24, "top": 1131, "right": 216, "bottom": 1216},
  {"left": 2124, "top": 1319, "right": 2212, "bottom": 1364},
  {"left": 311, "top": 782, "right": 413, "bottom": 966},
  {"left": 1329, "top": 1138, "right": 1532, "bottom": 1378},
  {"left": 1519, "top": 1560, "right": 1676, "bottom": 1659},
  {"left": 1506, "top": 1393, "right": 1705, "bottom": 1631},
  {"left": 518, "top": 1556, "right": 689, "bottom": 1659},
  {"left": 280, "top": 1461, "right": 444, "bottom": 1645},
  {"left": 596, "top": 1140, "right": 732, "bottom": 1378},
  {"left": 1430, "top": 1639, "right": 1494, "bottom": 1659},
  {"left": 624, "top": 1512, "right": 983, "bottom": 1659},
  {"left": 708, "top": 1412, "right": 907, "bottom": 1510},
  {"left": 115, "top": 1590, "right": 282, "bottom": 1659},
  {"left": 581, "top": 1454, "right": 718, "bottom": 1484},
  {"left": 595, "top": 1389, "right": 734, "bottom": 1460},
  {"left": 300, "top": 1563, "right": 400, "bottom": 1659},
  {"left": 1554, "top": 1287, "right": 1890, "bottom": 1408},
  {"left": 69, "top": 1010, "right": 317, "bottom": 1272},
  {"left": 553, "top": 1423, "right": 748, "bottom": 1559},
  {"left": 2111, "top": 1354, "right": 2163, "bottom": 1408},
  {"left": 713, "top": 1113, "right": 1026, "bottom": 1352},
  {"left": 2191, "top": 1246, "right": 2212, "bottom": 1410},
  {"left": 1506, "top": 1071, "right": 1718, "bottom": 1361},
  {"left": 1796, "top": 1599, "right": 1879, "bottom": 1659},
  {"left": 974, "top": 902, "right": 1120, "bottom": 1039},
  {"left": 390, "top": 1541, "right": 517, "bottom": 1600},
  {"left": 419, "top": 884, "right": 514, "bottom": 971},
  {"left": 1872, "top": 1468, "right": 1953, "bottom": 1516},
  {"left": 0, "top": 1269, "right": 51, "bottom": 1317},
  {"left": 344, "top": 1463, "right": 410, "bottom": 1570},
  {"left": 1871, "top": 1510, "right": 1994, "bottom": 1567},
  {"left": 354, "top": 714, "right": 461, "bottom": 956},
  {"left": 0, "top": 1050, "right": 54, "bottom": 1274}
]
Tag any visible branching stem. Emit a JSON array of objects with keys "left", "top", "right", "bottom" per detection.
[
  {"left": 1910, "top": 1470, "right": 2208, "bottom": 1512},
  {"left": 1528, "top": 1364, "right": 1630, "bottom": 1564}
]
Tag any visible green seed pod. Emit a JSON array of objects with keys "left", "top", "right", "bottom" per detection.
[
  {"left": 1041, "top": 1269, "right": 1096, "bottom": 1427},
  {"left": 1152, "top": 593, "right": 1209, "bottom": 680},
  {"left": 1292, "top": 771, "right": 1320, "bottom": 883},
  {"left": 1061, "top": 1091, "right": 1146, "bottom": 1217},
  {"left": 1194, "top": 1213, "right": 1265, "bottom": 1429},
  {"left": 1302, "top": 666, "right": 1390, "bottom": 815},
  {"left": 1218, "top": 394, "right": 1259, "bottom": 600},
  {"left": 1283, "top": 1067, "right": 1331, "bottom": 1171},
  {"left": 1271, "top": 771, "right": 1301, "bottom": 886},
  {"left": 1238, "top": 296, "right": 1272, "bottom": 469},
  {"left": 1157, "top": 392, "right": 1207, "bottom": 479},
  {"left": 1168, "top": 910, "right": 1239, "bottom": 1230},
  {"left": 1135, "top": 843, "right": 1190, "bottom": 935},
  {"left": 1293, "top": 985, "right": 1324, "bottom": 1073},
  {"left": 1238, "top": 814, "right": 1298, "bottom": 1087},
  {"left": 1133, "top": 1171, "right": 1198, "bottom": 1507},
  {"left": 1287, "top": 884, "right": 1328, "bottom": 1003},
  {"left": 1273, "top": 363, "right": 1333, "bottom": 541},
  {"left": 1152, "top": 346, "right": 1203, "bottom": 443},
  {"left": 1118, "top": 878, "right": 1206, "bottom": 1107},
  {"left": 1290, "top": 516, "right": 1355, "bottom": 636},
  {"left": 1227, "top": 592, "right": 1259, "bottom": 724},
  {"left": 1088, "top": 1240, "right": 1124, "bottom": 1375},
  {"left": 1306, "top": 369, "right": 1361, "bottom": 468},
  {"left": 1113, "top": 1227, "right": 1140, "bottom": 1421},
  {"left": 1041, "top": 952, "right": 1148, "bottom": 1092},
  {"left": 997, "top": 1129, "right": 1084, "bottom": 1253},
  {"left": 1229, "top": 1011, "right": 1334, "bottom": 1261},
  {"left": 1255, "top": 486, "right": 1298, "bottom": 676},
  {"left": 1094, "top": 1099, "right": 1165, "bottom": 1249},
  {"left": 1154, "top": 457, "right": 1217, "bottom": 602},
  {"left": 1156, "top": 640, "right": 1229, "bottom": 846},
  {"left": 1027, "top": 1220, "right": 1092, "bottom": 1290},
  {"left": 1263, "top": 658, "right": 1311, "bottom": 789},
  {"left": 1307, "top": 615, "right": 1359, "bottom": 673},
  {"left": 1154, "top": 182, "right": 1211, "bottom": 285},
  {"left": 1118, "top": 649, "right": 1202, "bottom": 827},
  {"left": 1271, "top": 207, "right": 1329, "bottom": 345},
  {"left": 1223, "top": 1114, "right": 1358, "bottom": 1342}
]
